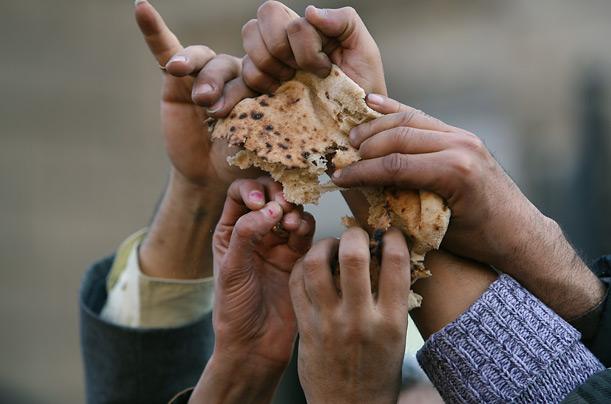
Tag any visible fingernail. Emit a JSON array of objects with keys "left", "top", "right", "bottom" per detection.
[
  {"left": 265, "top": 201, "right": 282, "bottom": 218},
  {"left": 366, "top": 93, "right": 384, "bottom": 106},
  {"left": 207, "top": 97, "right": 224, "bottom": 114},
  {"left": 285, "top": 214, "right": 300, "bottom": 227},
  {"left": 198, "top": 83, "right": 214, "bottom": 95},
  {"left": 134, "top": 0, "right": 147, "bottom": 6},
  {"left": 275, "top": 192, "right": 287, "bottom": 205},
  {"left": 332, "top": 169, "right": 342, "bottom": 179},
  {"left": 249, "top": 190, "right": 264, "bottom": 204},
  {"left": 167, "top": 55, "right": 188, "bottom": 65},
  {"left": 308, "top": 5, "right": 326, "bottom": 18},
  {"left": 349, "top": 129, "right": 358, "bottom": 144}
]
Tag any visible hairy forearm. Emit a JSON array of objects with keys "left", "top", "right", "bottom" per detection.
[
  {"left": 189, "top": 353, "right": 283, "bottom": 404},
  {"left": 139, "top": 169, "right": 227, "bottom": 279},
  {"left": 498, "top": 214, "right": 606, "bottom": 320}
]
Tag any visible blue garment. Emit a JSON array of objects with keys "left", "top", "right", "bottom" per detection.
[{"left": 417, "top": 275, "right": 604, "bottom": 403}]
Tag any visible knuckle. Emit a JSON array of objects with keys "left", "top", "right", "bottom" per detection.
[
  {"left": 383, "top": 247, "right": 409, "bottom": 267},
  {"left": 341, "top": 319, "right": 372, "bottom": 344},
  {"left": 241, "top": 19, "right": 257, "bottom": 38},
  {"left": 340, "top": 250, "right": 369, "bottom": 270},
  {"left": 303, "top": 252, "right": 327, "bottom": 274},
  {"left": 382, "top": 153, "right": 408, "bottom": 177},
  {"left": 233, "top": 216, "right": 258, "bottom": 241},
  {"left": 214, "top": 53, "right": 236, "bottom": 64},
  {"left": 450, "top": 153, "right": 476, "bottom": 177},
  {"left": 460, "top": 132, "right": 486, "bottom": 154},
  {"left": 268, "top": 39, "right": 290, "bottom": 59},
  {"left": 287, "top": 18, "right": 304, "bottom": 34},
  {"left": 397, "top": 126, "right": 415, "bottom": 139},
  {"left": 400, "top": 109, "right": 419, "bottom": 126},
  {"left": 381, "top": 318, "right": 405, "bottom": 343},
  {"left": 258, "top": 0, "right": 280, "bottom": 16},
  {"left": 341, "top": 6, "right": 358, "bottom": 19},
  {"left": 242, "top": 64, "right": 266, "bottom": 89}
]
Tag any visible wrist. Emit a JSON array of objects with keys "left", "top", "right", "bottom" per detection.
[
  {"left": 189, "top": 352, "right": 285, "bottom": 404},
  {"left": 494, "top": 212, "right": 605, "bottom": 319},
  {"left": 139, "top": 169, "right": 227, "bottom": 279}
]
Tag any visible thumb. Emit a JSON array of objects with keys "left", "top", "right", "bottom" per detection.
[
  {"left": 304, "top": 5, "right": 364, "bottom": 45},
  {"left": 224, "top": 201, "right": 284, "bottom": 268}
]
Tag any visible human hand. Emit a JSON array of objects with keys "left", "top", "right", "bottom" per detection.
[
  {"left": 212, "top": 176, "right": 314, "bottom": 367},
  {"left": 331, "top": 93, "right": 544, "bottom": 269},
  {"left": 332, "top": 94, "right": 606, "bottom": 320},
  {"left": 135, "top": 0, "right": 255, "bottom": 188},
  {"left": 289, "top": 227, "right": 410, "bottom": 404},
  {"left": 240, "top": 1, "right": 386, "bottom": 96},
  {"left": 189, "top": 177, "right": 315, "bottom": 403}
]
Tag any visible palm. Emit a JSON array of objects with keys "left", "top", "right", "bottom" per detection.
[
  {"left": 213, "top": 231, "right": 301, "bottom": 365},
  {"left": 160, "top": 75, "right": 243, "bottom": 186}
]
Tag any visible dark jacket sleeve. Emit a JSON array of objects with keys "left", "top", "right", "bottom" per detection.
[
  {"left": 79, "top": 255, "right": 215, "bottom": 404},
  {"left": 79, "top": 255, "right": 305, "bottom": 404},
  {"left": 571, "top": 255, "right": 611, "bottom": 367},
  {"left": 562, "top": 369, "right": 611, "bottom": 403}
]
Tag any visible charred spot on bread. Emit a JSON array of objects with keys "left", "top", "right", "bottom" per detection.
[{"left": 250, "top": 111, "right": 264, "bottom": 120}]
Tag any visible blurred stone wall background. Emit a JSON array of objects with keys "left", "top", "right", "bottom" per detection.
[{"left": 1, "top": 0, "right": 610, "bottom": 402}]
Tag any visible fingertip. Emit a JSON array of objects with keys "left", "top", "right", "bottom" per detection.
[
  {"left": 248, "top": 190, "right": 265, "bottom": 207},
  {"left": 263, "top": 200, "right": 283, "bottom": 220},
  {"left": 304, "top": 5, "right": 325, "bottom": 21},
  {"left": 274, "top": 191, "right": 292, "bottom": 210},
  {"left": 348, "top": 128, "right": 360, "bottom": 147},
  {"left": 205, "top": 97, "right": 225, "bottom": 115},
  {"left": 296, "top": 218, "right": 311, "bottom": 237},
  {"left": 282, "top": 211, "right": 301, "bottom": 230},
  {"left": 165, "top": 55, "right": 190, "bottom": 76},
  {"left": 314, "top": 64, "right": 332, "bottom": 78},
  {"left": 331, "top": 169, "right": 343, "bottom": 181},
  {"left": 365, "top": 93, "right": 386, "bottom": 108}
]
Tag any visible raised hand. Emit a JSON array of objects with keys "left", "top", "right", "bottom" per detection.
[
  {"left": 241, "top": 1, "right": 386, "bottom": 96},
  {"left": 332, "top": 93, "right": 606, "bottom": 320},
  {"left": 289, "top": 227, "right": 410, "bottom": 404},
  {"left": 134, "top": 0, "right": 254, "bottom": 187},
  {"left": 189, "top": 177, "right": 315, "bottom": 403}
]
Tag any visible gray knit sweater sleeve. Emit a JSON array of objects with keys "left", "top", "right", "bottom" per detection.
[{"left": 417, "top": 274, "right": 604, "bottom": 403}]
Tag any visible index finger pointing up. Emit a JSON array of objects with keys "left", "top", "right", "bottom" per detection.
[{"left": 134, "top": 0, "right": 183, "bottom": 66}]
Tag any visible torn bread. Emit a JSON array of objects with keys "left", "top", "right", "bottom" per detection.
[
  {"left": 211, "top": 65, "right": 379, "bottom": 205},
  {"left": 210, "top": 65, "right": 450, "bottom": 309},
  {"left": 339, "top": 219, "right": 423, "bottom": 311}
]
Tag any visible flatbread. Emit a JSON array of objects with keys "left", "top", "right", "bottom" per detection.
[
  {"left": 210, "top": 65, "right": 451, "bottom": 309},
  {"left": 211, "top": 65, "right": 379, "bottom": 205}
]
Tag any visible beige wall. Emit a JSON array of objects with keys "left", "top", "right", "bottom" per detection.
[{"left": 1, "top": 1, "right": 610, "bottom": 402}]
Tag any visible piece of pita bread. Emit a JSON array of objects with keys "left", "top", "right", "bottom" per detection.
[{"left": 211, "top": 65, "right": 450, "bottom": 309}]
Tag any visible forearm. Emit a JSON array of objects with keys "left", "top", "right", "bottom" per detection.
[
  {"left": 418, "top": 275, "right": 604, "bottom": 403},
  {"left": 189, "top": 353, "right": 284, "bottom": 404},
  {"left": 410, "top": 250, "right": 497, "bottom": 339},
  {"left": 497, "top": 213, "right": 606, "bottom": 320},
  {"left": 140, "top": 169, "right": 227, "bottom": 279}
]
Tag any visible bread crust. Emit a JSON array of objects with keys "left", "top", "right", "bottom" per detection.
[{"left": 211, "top": 65, "right": 451, "bottom": 309}]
